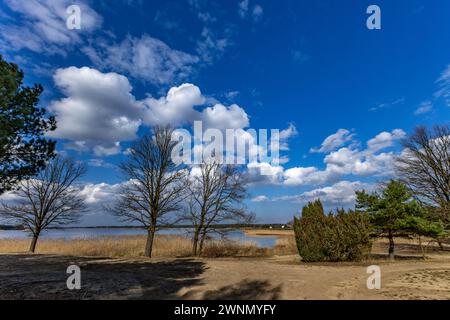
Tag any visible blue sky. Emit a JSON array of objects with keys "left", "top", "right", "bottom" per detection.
[{"left": 1, "top": 0, "right": 449, "bottom": 225}]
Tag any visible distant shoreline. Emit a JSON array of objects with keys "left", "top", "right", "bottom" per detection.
[{"left": 0, "top": 224, "right": 292, "bottom": 231}]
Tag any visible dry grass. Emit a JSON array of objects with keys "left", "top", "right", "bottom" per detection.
[
  {"left": 201, "top": 240, "right": 270, "bottom": 257},
  {"left": 243, "top": 229, "right": 294, "bottom": 237},
  {"left": 0, "top": 235, "right": 192, "bottom": 258},
  {"left": 2, "top": 233, "right": 445, "bottom": 260},
  {"left": 0, "top": 234, "right": 298, "bottom": 259},
  {"left": 371, "top": 237, "right": 449, "bottom": 255},
  {"left": 272, "top": 236, "right": 298, "bottom": 255}
]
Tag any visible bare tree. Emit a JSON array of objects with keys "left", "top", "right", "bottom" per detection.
[
  {"left": 112, "top": 126, "right": 188, "bottom": 258},
  {"left": 185, "top": 162, "right": 252, "bottom": 256},
  {"left": 396, "top": 125, "right": 450, "bottom": 226},
  {"left": 0, "top": 157, "right": 87, "bottom": 252}
]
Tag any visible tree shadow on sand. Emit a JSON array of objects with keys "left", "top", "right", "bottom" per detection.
[
  {"left": 368, "top": 253, "right": 427, "bottom": 260},
  {"left": 202, "top": 280, "right": 282, "bottom": 300},
  {"left": 0, "top": 254, "right": 206, "bottom": 300}
]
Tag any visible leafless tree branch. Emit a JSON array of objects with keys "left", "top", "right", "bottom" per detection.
[
  {"left": 182, "top": 161, "right": 253, "bottom": 256},
  {"left": 110, "top": 126, "right": 188, "bottom": 257},
  {"left": 0, "top": 156, "right": 87, "bottom": 252},
  {"left": 396, "top": 125, "right": 450, "bottom": 226}
]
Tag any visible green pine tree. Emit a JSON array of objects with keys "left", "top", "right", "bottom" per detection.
[
  {"left": 0, "top": 55, "right": 57, "bottom": 194},
  {"left": 356, "top": 180, "right": 444, "bottom": 260}
]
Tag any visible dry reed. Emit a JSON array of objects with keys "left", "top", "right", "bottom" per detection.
[{"left": 0, "top": 234, "right": 298, "bottom": 258}]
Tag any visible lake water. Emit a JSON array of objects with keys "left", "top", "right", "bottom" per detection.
[{"left": 0, "top": 228, "right": 279, "bottom": 248}]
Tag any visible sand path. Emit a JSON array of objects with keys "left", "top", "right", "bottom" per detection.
[{"left": 1, "top": 253, "right": 449, "bottom": 300}]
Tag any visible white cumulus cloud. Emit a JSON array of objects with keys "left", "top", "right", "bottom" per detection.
[
  {"left": 1, "top": 0, "right": 102, "bottom": 55},
  {"left": 274, "top": 181, "right": 375, "bottom": 208},
  {"left": 310, "top": 128, "right": 355, "bottom": 153},
  {"left": 49, "top": 67, "right": 252, "bottom": 155}
]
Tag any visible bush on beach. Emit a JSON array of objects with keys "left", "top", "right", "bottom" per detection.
[{"left": 293, "top": 200, "right": 372, "bottom": 262}]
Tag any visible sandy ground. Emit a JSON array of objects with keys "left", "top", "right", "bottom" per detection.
[{"left": 1, "top": 249, "right": 449, "bottom": 300}]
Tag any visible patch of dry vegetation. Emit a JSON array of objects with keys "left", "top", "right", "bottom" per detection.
[
  {"left": 243, "top": 229, "right": 294, "bottom": 237},
  {"left": 372, "top": 237, "right": 448, "bottom": 255},
  {"left": 200, "top": 240, "right": 269, "bottom": 257},
  {"left": 272, "top": 236, "right": 298, "bottom": 255},
  {"left": 2, "top": 234, "right": 447, "bottom": 260},
  {"left": 0, "top": 234, "right": 298, "bottom": 258},
  {"left": 0, "top": 235, "right": 192, "bottom": 258}
]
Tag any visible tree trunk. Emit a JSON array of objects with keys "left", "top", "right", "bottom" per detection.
[
  {"left": 438, "top": 240, "right": 444, "bottom": 251},
  {"left": 388, "top": 230, "right": 395, "bottom": 261},
  {"left": 198, "top": 230, "right": 207, "bottom": 256},
  {"left": 29, "top": 231, "right": 40, "bottom": 253},
  {"left": 418, "top": 236, "right": 426, "bottom": 259},
  {"left": 192, "top": 227, "right": 200, "bottom": 256},
  {"left": 144, "top": 228, "right": 156, "bottom": 258}
]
